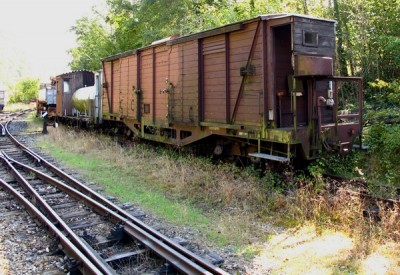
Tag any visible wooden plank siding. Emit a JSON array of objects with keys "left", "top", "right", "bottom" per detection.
[
  {"left": 140, "top": 49, "right": 153, "bottom": 122},
  {"left": 126, "top": 55, "right": 137, "bottom": 119},
  {"left": 111, "top": 60, "right": 121, "bottom": 114},
  {"left": 293, "top": 17, "right": 336, "bottom": 57},
  {"left": 169, "top": 40, "right": 199, "bottom": 124},
  {"left": 228, "top": 21, "right": 263, "bottom": 125},
  {"left": 202, "top": 35, "right": 226, "bottom": 123},
  {"left": 102, "top": 20, "right": 266, "bottom": 128},
  {"left": 95, "top": 14, "right": 360, "bottom": 160},
  {"left": 118, "top": 57, "right": 129, "bottom": 116},
  {"left": 154, "top": 47, "right": 170, "bottom": 124},
  {"left": 102, "top": 62, "right": 111, "bottom": 114},
  {"left": 102, "top": 14, "right": 337, "bottom": 134},
  {"left": 198, "top": 21, "right": 265, "bottom": 125}
]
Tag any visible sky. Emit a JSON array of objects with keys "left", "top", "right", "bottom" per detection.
[{"left": 0, "top": 0, "right": 102, "bottom": 83}]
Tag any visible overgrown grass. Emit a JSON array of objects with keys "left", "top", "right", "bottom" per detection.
[
  {"left": 26, "top": 112, "right": 44, "bottom": 132},
  {"left": 3, "top": 102, "right": 35, "bottom": 112},
  {"left": 35, "top": 126, "right": 400, "bottom": 273},
  {"left": 37, "top": 128, "right": 266, "bottom": 247}
]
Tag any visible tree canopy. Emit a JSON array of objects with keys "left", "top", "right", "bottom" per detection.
[
  {"left": 68, "top": 0, "right": 400, "bottom": 184},
  {"left": 69, "top": 0, "right": 399, "bottom": 85}
]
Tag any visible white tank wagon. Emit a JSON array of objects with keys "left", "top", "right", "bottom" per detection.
[
  {"left": 70, "top": 72, "right": 103, "bottom": 125},
  {"left": 72, "top": 86, "right": 96, "bottom": 115}
]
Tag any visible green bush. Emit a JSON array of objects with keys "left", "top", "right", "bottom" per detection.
[
  {"left": 366, "top": 79, "right": 400, "bottom": 108},
  {"left": 8, "top": 78, "right": 39, "bottom": 104},
  {"left": 307, "top": 151, "right": 363, "bottom": 179},
  {"left": 364, "top": 123, "right": 400, "bottom": 184}
]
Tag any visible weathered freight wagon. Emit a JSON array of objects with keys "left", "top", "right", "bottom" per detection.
[
  {"left": 36, "top": 83, "right": 57, "bottom": 117},
  {"left": 55, "top": 70, "right": 95, "bottom": 118},
  {"left": 101, "top": 14, "right": 362, "bottom": 162}
]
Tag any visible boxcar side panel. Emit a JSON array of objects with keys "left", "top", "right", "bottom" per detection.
[
  {"left": 229, "top": 21, "right": 263, "bottom": 125},
  {"left": 140, "top": 49, "right": 154, "bottom": 122},
  {"left": 117, "top": 57, "right": 129, "bottom": 117},
  {"left": 102, "top": 62, "right": 112, "bottom": 115},
  {"left": 167, "top": 44, "right": 181, "bottom": 123},
  {"left": 169, "top": 40, "right": 199, "bottom": 124},
  {"left": 203, "top": 35, "right": 226, "bottom": 123},
  {"left": 111, "top": 60, "right": 121, "bottom": 114},
  {"left": 154, "top": 46, "right": 170, "bottom": 125},
  {"left": 56, "top": 77, "right": 63, "bottom": 116},
  {"left": 126, "top": 55, "right": 138, "bottom": 119},
  {"left": 181, "top": 41, "right": 199, "bottom": 124}
]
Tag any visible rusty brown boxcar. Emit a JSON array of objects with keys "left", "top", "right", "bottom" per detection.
[{"left": 100, "top": 14, "right": 363, "bottom": 162}]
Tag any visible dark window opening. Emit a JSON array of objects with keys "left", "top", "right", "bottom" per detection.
[
  {"left": 144, "top": 125, "right": 157, "bottom": 135},
  {"left": 180, "top": 130, "right": 192, "bottom": 140},
  {"left": 303, "top": 31, "right": 318, "bottom": 47},
  {"left": 160, "top": 128, "right": 177, "bottom": 139}
]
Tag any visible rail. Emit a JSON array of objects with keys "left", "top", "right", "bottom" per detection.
[
  {"left": 4, "top": 119, "right": 229, "bottom": 275},
  {"left": 0, "top": 176, "right": 103, "bottom": 274}
]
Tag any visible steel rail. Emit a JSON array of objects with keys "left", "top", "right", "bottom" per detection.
[
  {"left": 5, "top": 120, "right": 229, "bottom": 275},
  {"left": 0, "top": 179, "right": 103, "bottom": 275},
  {"left": 2, "top": 152, "right": 214, "bottom": 275},
  {"left": 0, "top": 123, "right": 5, "bottom": 136},
  {"left": 0, "top": 154, "right": 117, "bottom": 275}
]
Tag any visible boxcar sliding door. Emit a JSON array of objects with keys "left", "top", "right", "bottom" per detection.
[{"left": 202, "top": 35, "right": 226, "bottom": 123}]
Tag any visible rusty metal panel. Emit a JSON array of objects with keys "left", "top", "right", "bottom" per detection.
[{"left": 294, "top": 55, "right": 333, "bottom": 76}]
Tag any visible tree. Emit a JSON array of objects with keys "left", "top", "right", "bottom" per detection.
[
  {"left": 69, "top": 17, "right": 114, "bottom": 71},
  {"left": 69, "top": 0, "right": 399, "bottom": 86},
  {"left": 333, "top": 0, "right": 348, "bottom": 76},
  {"left": 9, "top": 78, "right": 40, "bottom": 103},
  {"left": 68, "top": 0, "right": 332, "bottom": 72}
]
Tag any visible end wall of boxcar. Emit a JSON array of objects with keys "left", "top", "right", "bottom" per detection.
[{"left": 56, "top": 71, "right": 95, "bottom": 117}]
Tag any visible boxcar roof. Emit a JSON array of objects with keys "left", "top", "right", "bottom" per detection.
[
  {"left": 56, "top": 70, "right": 94, "bottom": 78},
  {"left": 101, "top": 13, "right": 336, "bottom": 62}
]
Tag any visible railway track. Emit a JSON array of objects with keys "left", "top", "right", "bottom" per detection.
[
  {"left": 0, "top": 113, "right": 228, "bottom": 274},
  {"left": 324, "top": 174, "right": 400, "bottom": 216}
]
